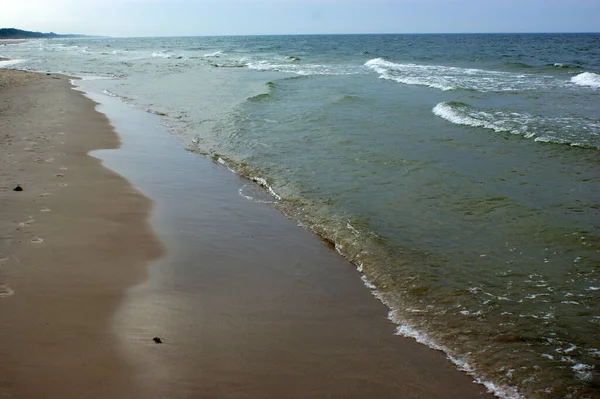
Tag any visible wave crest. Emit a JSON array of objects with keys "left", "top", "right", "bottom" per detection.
[
  {"left": 571, "top": 72, "right": 600, "bottom": 88},
  {"left": 433, "top": 101, "right": 600, "bottom": 149},
  {"left": 365, "top": 58, "right": 568, "bottom": 93}
]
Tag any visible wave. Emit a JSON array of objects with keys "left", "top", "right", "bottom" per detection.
[
  {"left": 549, "top": 62, "right": 583, "bottom": 69},
  {"left": 202, "top": 151, "right": 282, "bottom": 201},
  {"left": 102, "top": 89, "right": 120, "bottom": 98},
  {"left": 571, "top": 72, "right": 600, "bottom": 88},
  {"left": 503, "top": 62, "right": 583, "bottom": 71},
  {"left": 0, "top": 58, "right": 25, "bottom": 67},
  {"left": 246, "top": 92, "right": 272, "bottom": 103},
  {"left": 247, "top": 60, "right": 361, "bottom": 76},
  {"left": 204, "top": 50, "right": 224, "bottom": 57},
  {"left": 503, "top": 62, "right": 534, "bottom": 69},
  {"left": 210, "top": 62, "right": 246, "bottom": 68},
  {"left": 152, "top": 51, "right": 172, "bottom": 58},
  {"left": 433, "top": 101, "right": 600, "bottom": 149},
  {"left": 365, "top": 58, "right": 560, "bottom": 92}
]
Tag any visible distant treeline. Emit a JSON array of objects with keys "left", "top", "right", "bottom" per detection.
[{"left": 0, "top": 28, "right": 84, "bottom": 39}]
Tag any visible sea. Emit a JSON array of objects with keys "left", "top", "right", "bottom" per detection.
[{"left": 1, "top": 33, "right": 599, "bottom": 398}]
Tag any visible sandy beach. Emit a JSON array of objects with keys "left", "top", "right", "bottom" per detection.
[
  {"left": 0, "top": 70, "right": 162, "bottom": 398},
  {"left": 0, "top": 70, "right": 495, "bottom": 398}
]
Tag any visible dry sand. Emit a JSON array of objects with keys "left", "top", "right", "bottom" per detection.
[{"left": 0, "top": 70, "right": 162, "bottom": 398}]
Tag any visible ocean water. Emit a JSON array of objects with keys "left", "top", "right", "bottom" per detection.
[{"left": 1, "top": 33, "right": 599, "bottom": 398}]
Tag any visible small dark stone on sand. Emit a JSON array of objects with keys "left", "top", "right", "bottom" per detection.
[
  {"left": 152, "top": 337, "right": 162, "bottom": 344},
  {"left": 13, "top": 185, "right": 23, "bottom": 192}
]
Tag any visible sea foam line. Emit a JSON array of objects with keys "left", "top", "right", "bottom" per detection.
[{"left": 356, "top": 271, "right": 524, "bottom": 399}]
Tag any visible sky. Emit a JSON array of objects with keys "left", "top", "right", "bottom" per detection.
[{"left": 1, "top": 0, "right": 598, "bottom": 37}]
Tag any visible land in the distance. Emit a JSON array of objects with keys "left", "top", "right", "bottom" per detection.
[{"left": 0, "top": 28, "right": 85, "bottom": 39}]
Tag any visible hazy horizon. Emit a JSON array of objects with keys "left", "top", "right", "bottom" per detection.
[{"left": 2, "top": 0, "right": 598, "bottom": 38}]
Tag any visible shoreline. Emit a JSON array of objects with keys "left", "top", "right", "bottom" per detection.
[
  {"left": 1, "top": 68, "right": 497, "bottom": 398},
  {"left": 1, "top": 33, "right": 597, "bottom": 397},
  {"left": 0, "top": 70, "right": 163, "bottom": 398},
  {"left": 76, "top": 79, "right": 497, "bottom": 398}
]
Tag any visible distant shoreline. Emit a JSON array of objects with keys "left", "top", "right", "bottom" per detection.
[{"left": 0, "top": 28, "right": 85, "bottom": 40}]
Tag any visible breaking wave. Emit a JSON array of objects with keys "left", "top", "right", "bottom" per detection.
[
  {"left": 432, "top": 101, "right": 600, "bottom": 149},
  {"left": 365, "top": 58, "right": 563, "bottom": 92},
  {"left": 571, "top": 72, "right": 600, "bottom": 88},
  {"left": 247, "top": 60, "right": 361, "bottom": 76}
]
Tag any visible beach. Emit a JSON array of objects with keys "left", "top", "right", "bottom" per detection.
[
  {"left": 0, "top": 70, "right": 496, "bottom": 397},
  {"left": 0, "top": 70, "right": 162, "bottom": 398}
]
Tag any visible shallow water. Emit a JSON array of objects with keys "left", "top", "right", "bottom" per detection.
[{"left": 2, "top": 33, "right": 599, "bottom": 398}]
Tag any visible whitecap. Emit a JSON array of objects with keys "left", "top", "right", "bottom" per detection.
[
  {"left": 152, "top": 51, "right": 172, "bottom": 59},
  {"left": 364, "top": 58, "right": 557, "bottom": 92},
  {"left": 432, "top": 101, "right": 599, "bottom": 148},
  {"left": 247, "top": 60, "right": 360, "bottom": 76},
  {"left": 571, "top": 72, "right": 600, "bottom": 89},
  {"left": 204, "top": 50, "right": 224, "bottom": 57}
]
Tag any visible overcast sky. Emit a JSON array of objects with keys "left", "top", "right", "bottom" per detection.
[{"left": 1, "top": 0, "right": 598, "bottom": 37}]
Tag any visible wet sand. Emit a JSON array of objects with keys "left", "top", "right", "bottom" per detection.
[
  {"left": 0, "top": 70, "right": 162, "bottom": 398},
  {"left": 0, "top": 70, "right": 495, "bottom": 398}
]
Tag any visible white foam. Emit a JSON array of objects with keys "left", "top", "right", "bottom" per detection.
[
  {"left": 572, "top": 363, "right": 594, "bottom": 381},
  {"left": 571, "top": 72, "right": 600, "bottom": 88},
  {"left": 204, "top": 50, "right": 224, "bottom": 57},
  {"left": 346, "top": 221, "right": 360, "bottom": 235},
  {"left": 152, "top": 51, "right": 172, "bottom": 59},
  {"left": 237, "top": 186, "right": 254, "bottom": 202},
  {"left": 432, "top": 101, "right": 599, "bottom": 148},
  {"left": 214, "top": 157, "right": 237, "bottom": 173},
  {"left": 250, "top": 176, "right": 281, "bottom": 201},
  {"left": 103, "top": 89, "right": 119, "bottom": 97},
  {"left": 364, "top": 58, "right": 555, "bottom": 92},
  {"left": 561, "top": 300, "right": 581, "bottom": 305},
  {"left": 0, "top": 284, "right": 14, "bottom": 297},
  {"left": 247, "top": 60, "right": 359, "bottom": 76},
  {"left": 392, "top": 318, "right": 524, "bottom": 399},
  {"left": 588, "top": 349, "right": 600, "bottom": 357},
  {"left": 562, "top": 344, "right": 578, "bottom": 354},
  {"left": 0, "top": 58, "right": 26, "bottom": 68},
  {"left": 359, "top": 275, "right": 524, "bottom": 398},
  {"left": 71, "top": 74, "right": 113, "bottom": 82},
  {"left": 360, "top": 275, "right": 376, "bottom": 289},
  {"left": 433, "top": 102, "right": 502, "bottom": 132}
]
